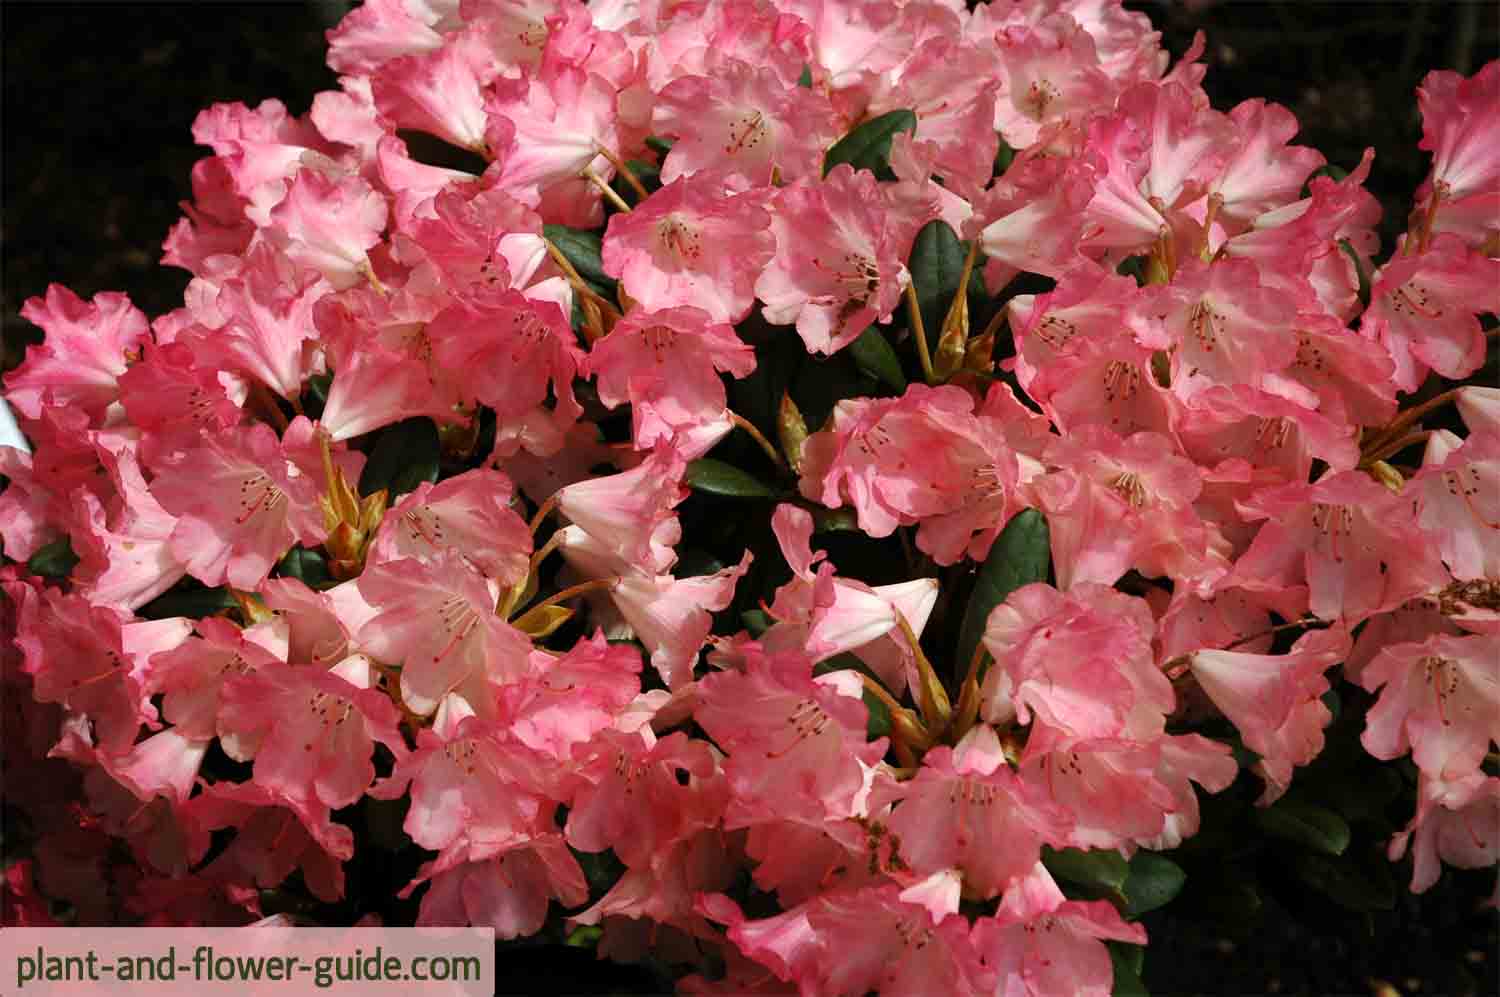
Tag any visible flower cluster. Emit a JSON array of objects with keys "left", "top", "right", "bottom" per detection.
[{"left": 3, "top": 0, "right": 1497, "bottom": 993}]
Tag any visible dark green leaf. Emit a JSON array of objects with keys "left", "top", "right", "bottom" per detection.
[
  {"left": 644, "top": 135, "right": 675, "bottom": 157},
  {"left": 862, "top": 686, "right": 892, "bottom": 739},
  {"left": 542, "top": 223, "right": 616, "bottom": 295},
  {"left": 25, "top": 538, "right": 78, "bottom": 580},
  {"left": 954, "top": 509, "right": 1049, "bottom": 679},
  {"left": 1042, "top": 846, "right": 1129, "bottom": 894},
  {"left": 824, "top": 109, "right": 917, "bottom": 180},
  {"left": 908, "top": 219, "right": 967, "bottom": 353},
  {"left": 1116, "top": 256, "right": 1148, "bottom": 287},
  {"left": 685, "top": 459, "right": 779, "bottom": 498},
  {"left": 797, "top": 64, "right": 813, "bottom": 88},
  {"left": 741, "top": 608, "right": 771, "bottom": 637},
  {"left": 622, "top": 159, "right": 662, "bottom": 195},
  {"left": 137, "top": 584, "right": 239, "bottom": 620},
  {"left": 358, "top": 417, "right": 441, "bottom": 499},
  {"left": 1109, "top": 944, "right": 1149, "bottom": 997},
  {"left": 846, "top": 326, "right": 906, "bottom": 392},
  {"left": 1253, "top": 799, "right": 1351, "bottom": 856},
  {"left": 993, "top": 141, "right": 1015, "bottom": 177},
  {"left": 1293, "top": 852, "right": 1395, "bottom": 912},
  {"left": 275, "top": 546, "right": 333, "bottom": 588},
  {"left": 1122, "top": 852, "right": 1187, "bottom": 918}
]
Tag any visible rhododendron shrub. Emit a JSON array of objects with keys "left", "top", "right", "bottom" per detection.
[{"left": 3, "top": 1, "right": 1497, "bottom": 993}]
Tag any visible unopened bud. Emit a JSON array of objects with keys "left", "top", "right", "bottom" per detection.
[{"left": 777, "top": 391, "right": 809, "bottom": 475}]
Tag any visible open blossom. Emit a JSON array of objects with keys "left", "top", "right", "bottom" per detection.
[
  {"left": 357, "top": 551, "right": 532, "bottom": 717},
  {"left": 217, "top": 654, "right": 408, "bottom": 809},
  {"left": 1359, "top": 632, "right": 1500, "bottom": 782},
  {"left": 601, "top": 173, "right": 773, "bottom": 322},
  {"left": 1190, "top": 627, "right": 1349, "bottom": 804},
  {"left": 654, "top": 58, "right": 838, "bottom": 190},
  {"left": 149, "top": 421, "right": 327, "bottom": 590},
  {"left": 756, "top": 164, "right": 920, "bottom": 355},
  {"left": 367, "top": 468, "right": 533, "bottom": 587},
  {"left": 7, "top": 285, "right": 150, "bottom": 422}
]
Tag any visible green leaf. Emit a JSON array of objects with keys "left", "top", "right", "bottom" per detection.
[
  {"left": 796, "top": 64, "right": 813, "bottom": 88},
  {"left": 275, "top": 546, "right": 333, "bottom": 588},
  {"left": 1293, "top": 852, "right": 1395, "bottom": 912},
  {"left": 358, "top": 417, "right": 441, "bottom": 499},
  {"left": 1109, "top": 944, "right": 1149, "bottom": 997},
  {"left": 993, "top": 141, "right": 1016, "bottom": 177},
  {"left": 846, "top": 326, "right": 906, "bottom": 392},
  {"left": 25, "top": 538, "right": 78, "bottom": 580},
  {"left": 1121, "top": 852, "right": 1186, "bottom": 918},
  {"left": 862, "top": 686, "right": 892, "bottom": 739},
  {"left": 685, "top": 459, "right": 779, "bottom": 498},
  {"left": 908, "top": 219, "right": 967, "bottom": 353},
  {"left": 137, "top": 584, "right": 239, "bottom": 620},
  {"left": 644, "top": 135, "right": 675, "bottom": 157},
  {"left": 740, "top": 608, "right": 771, "bottom": 637},
  {"left": 824, "top": 108, "right": 917, "bottom": 180},
  {"left": 1253, "top": 799, "right": 1351, "bottom": 856},
  {"left": 954, "top": 509, "right": 1049, "bottom": 679},
  {"left": 542, "top": 223, "right": 616, "bottom": 295},
  {"left": 1042, "top": 846, "right": 1129, "bottom": 894}
]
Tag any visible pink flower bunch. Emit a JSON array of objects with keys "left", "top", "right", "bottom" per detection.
[{"left": 3, "top": 0, "right": 1498, "bottom": 991}]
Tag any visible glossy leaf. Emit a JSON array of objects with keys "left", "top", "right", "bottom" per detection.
[
  {"left": 358, "top": 417, "right": 440, "bottom": 499},
  {"left": 542, "top": 223, "right": 616, "bottom": 295},
  {"left": 1293, "top": 852, "right": 1395, "bottom": 912},
  {"left": 908, "top": 219, "right": 967, "bottom": 353},
  {"left": 1122, "top": 852, "right": 1187, "bottom": 918},
  {"left": 847, "top": 326, "right": 906, "bottom": 392},
  {"left": 25, "top": 537, "right": 78, "bottom": 580},
  {"left": 954, "top": 509, "right": 1049, "bottom": 679},
  {"left": 685, "top": 459, "right": 779, "bottom": 498},
  {"left": 1042, "top": 845, "right": 1129, "bottom": 894},
  {"left": 1110, "top": 944, "right": 1149, "bottom": 997},
  {"left": 1253, "top": 799, "right": 1351, "bottom": 856},
  {"left": 823, "top": 108, "right": 916, "bottom": 180}
]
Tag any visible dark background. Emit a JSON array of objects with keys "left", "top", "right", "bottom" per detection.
[{"left": 3, "top": 1, "right": 1497, "bottom": 994}]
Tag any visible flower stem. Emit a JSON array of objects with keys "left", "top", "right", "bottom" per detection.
[
  {"left": 729, "top": 410, "right": 788, "bottom": 472},
  {"left": 906, "top": 282, "right": 935, "bottom": 384},
  {"left": 585, "top": 168, "right": 632, "bottom": 213}
]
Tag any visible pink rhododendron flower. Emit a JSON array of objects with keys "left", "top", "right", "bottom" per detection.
[
  {"left": 1190, "top": 627, "right": 1349, "bottom": 804},
  {"left": 368, "top": 468, "right": 533, "bottom": 587},
  {"left": 977, "top": 862, "right": 1147, "bottom": 997},
  {"left": 217, "top": 653, "right": 408, "bottom": 809},
  {"left": 1360, "top": 632, "right": 1500, "bottom": 782},
  {"left": 654, "top": 59, "right": 839, "bottom": 190},
  {"left": 7, "top": 284, "right": 150, "bottom": 422},
  {"left": 150, "top": 422, "right": 326, "bottom": 589},
  {"left": 357, "top": 551, "right": 532, "bottom": 716},
  {"left": 185, "top": 781, "right": 354, "bottom": 903},
  {"left": 602, "top": 173, "right": 774, "bottom": 322},
  {"left": 756, "top": 164, "right": 918, "bottom": 355}
]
